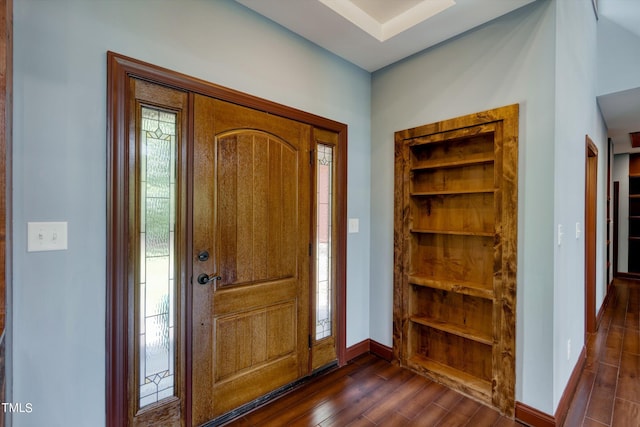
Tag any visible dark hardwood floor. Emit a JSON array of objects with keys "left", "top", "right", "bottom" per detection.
[
  {"left": 564, "top": 278, "right": 640, "bottom": 426},
  {"left": 223, "top": 278, "right": 640, "bottom": 427},
  {"left": 223, "top": 354, "right": 521, "bottom": 426}
]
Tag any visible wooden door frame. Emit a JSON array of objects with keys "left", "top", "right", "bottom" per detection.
[
  {"left": 0, "top": 1, "right": 11, "bottom": 425},
  {"left": 585, "top": 136, "right": 598, "bottom": 334},
  {"left": 613, "top": 181, "right": 619, "bottom": 276},
  {"left": 106, "top": 52, "right": 348, "bottom": 426}
]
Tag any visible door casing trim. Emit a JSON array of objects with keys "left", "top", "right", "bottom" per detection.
[
  {"left": 106, "top": 51, "right": 348, "bottom": 426},
  {"left": 585, "top": 135, "right": 598, "bottom": 335}
]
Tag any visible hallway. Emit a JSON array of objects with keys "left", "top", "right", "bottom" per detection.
[{"left": 564, "top": 278, "right": 640, "bottom": 426}]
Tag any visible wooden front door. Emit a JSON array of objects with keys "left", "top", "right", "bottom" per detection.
[{"left": 191, "top": 94, "right": 311, "bottom": 424}]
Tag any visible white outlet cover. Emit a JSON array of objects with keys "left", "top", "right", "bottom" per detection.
[{"left": 348, "top": 218, "right": 359, "bottom": 233}]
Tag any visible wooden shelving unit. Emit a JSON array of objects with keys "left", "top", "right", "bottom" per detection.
[
  {"left": 629, "top": 156, "right": 640, "bottom": 273},
  {"left": 407, "top": 354, "right": 492, "bottom": 401},
  {"left": 408, "top": 275, "right": 494, "bottom": 300},
  {"left": 394, "top": 105, "right": 518, "bottom": 416}
]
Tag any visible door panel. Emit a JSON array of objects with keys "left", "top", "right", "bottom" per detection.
[
  {"left": 214, "top": 301, "right": 296, "bottom": 381},
  {"left": 216, "top": 131, "right": 298, "bottom": 285},
  {"left": 192, "top": 94, "right": 311, "bottom": 425}
]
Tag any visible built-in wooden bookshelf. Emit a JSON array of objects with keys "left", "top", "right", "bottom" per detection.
[
  {"left": 628, "top": 154, "right": 640, "bottom": 273},
  {"left": 394, "top": 105, "right": 519, "bottom": 416}
]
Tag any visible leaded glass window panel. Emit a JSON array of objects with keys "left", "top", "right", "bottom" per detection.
[
  {"left": 139, "top": 106, "right": 177, "bottom": 408},
  {"left": 316, "top": 144, "right": 334, "bottom": 340}
]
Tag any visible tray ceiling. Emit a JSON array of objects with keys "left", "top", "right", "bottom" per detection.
[{"left": 234, "top": 0, "right": 538, "bottom": 72}]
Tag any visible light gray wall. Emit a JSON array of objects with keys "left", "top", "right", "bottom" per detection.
[
  {"left": 13, "top": 1, "right": 371, "bottom": 425},
  {"left": 371, "top": 0, "right": 557, "bottom": 413},
  {"left": 597, "top": 17, "right": 640, "bottom": 97},
  {"left": 552, "top": 0, "right": 608, "bottom": 409}
]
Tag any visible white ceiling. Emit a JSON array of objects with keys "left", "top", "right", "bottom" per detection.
[
  {"left": 597, "top": 0, "right": 640, "bottom": 151},
  {"left": 599, "top": 87, "right": 640, "bottom": 151},
  {"left": 349, "top": 0, "right": 425, "bottom": 23},
  {"left": 317, "top": 0, "right": 456, "bottom": 42},
  {"left": 234, "top": 0, "right": 537, "bottom": 72},
  {"left": 234, "top": 0, "right": 640, "bottom": 151},
  {"left": 599, "top": 0, "right": 640, "bottom": 39}
]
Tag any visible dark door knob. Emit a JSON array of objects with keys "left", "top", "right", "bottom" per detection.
[{"left": 197, "top": 273, "right": 221, "bottom": 285}]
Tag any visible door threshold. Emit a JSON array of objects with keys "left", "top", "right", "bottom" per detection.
[{"left": 201, "top": 361, "right": 339, "bottom": 427}]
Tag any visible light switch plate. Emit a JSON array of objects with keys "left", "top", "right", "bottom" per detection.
[
  {"left": 348, "top": 218, "right": 359, "bottom": 233},
  {"left": 558, "top": 224, "right": 563, "bottom": 246},
  {"left": 28, "top": 222, "right": 68, "bottom": 252}
]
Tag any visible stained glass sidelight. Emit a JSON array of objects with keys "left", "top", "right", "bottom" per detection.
[
  {"left": 316, "top": 144, "right": 334, "bottom": 340},
  {"left": 139, "top": 106, "right": 177, "bottom": 408}
]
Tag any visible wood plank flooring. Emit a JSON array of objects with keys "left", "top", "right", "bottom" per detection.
[
  {"left": 223, "top": 278, "right": 640, "bottom": 427},
  {"left": 564, "top": 278, "right": 640, "bottom": 426},
  {"left": 223, "top": 354, "right": 521, "bottom": 426}
]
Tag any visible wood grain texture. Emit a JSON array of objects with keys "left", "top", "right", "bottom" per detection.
[
  {"left": 225, "top": 354, "right": 521, "bottom": 426},
  {"left": 215, "top": 130, "right": 298, "bottom": 285},
  {"left": 411, "top": 162, "right": 494, "bottom": 194},
  {"left": 191, "top": 94, "right": 312, "bottom": 423},
  {"left": 586, "top": 363, "right": 618, "bottom": 425},
  {"left": 0, "top": 4, "right": 11, "bottom": 426},
  {"left": 612, "top": 398, "right": 640, "bottom": 426},
  {"left": 553, "top": 344, "right": 587, "bottom": 427},
  {"left": 629, "top": 155, "right": 640, "bottom": 273},
  {"left": 586, "top": 137, "right": 598, "bottom": 333},
  {"left": 393, "top": 130, "right": 409, "bottom": 364},
  {"left": 107, "top": 52, "right": 349, "bottom": 427},
  {"left": 629, "top": 153, "right": 640, "bottom": 176},
  {"left": 563, "top": 279, "right": 640, "bottom": 427},
  {"left": 616, "top": 352, "right": 640, "bottom": 403},
  {"left": 564, "top": 368, "right": 597, "bottom": 426},
  {"left": 410, "top": 193, "right": 494, "bottom": 234},
  {"left": 0, "top": 0, "right": 10, "bottom": 336},
  {"left": 514, "top": 402, "right": 555, "bottom": 427},
  {"left": 394, "top": 104, "right": 518, "bottom": 416}
]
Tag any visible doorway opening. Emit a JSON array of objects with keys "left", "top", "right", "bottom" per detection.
[{"left": 585, "top": 136, "right": 598, "bottom": 334}]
